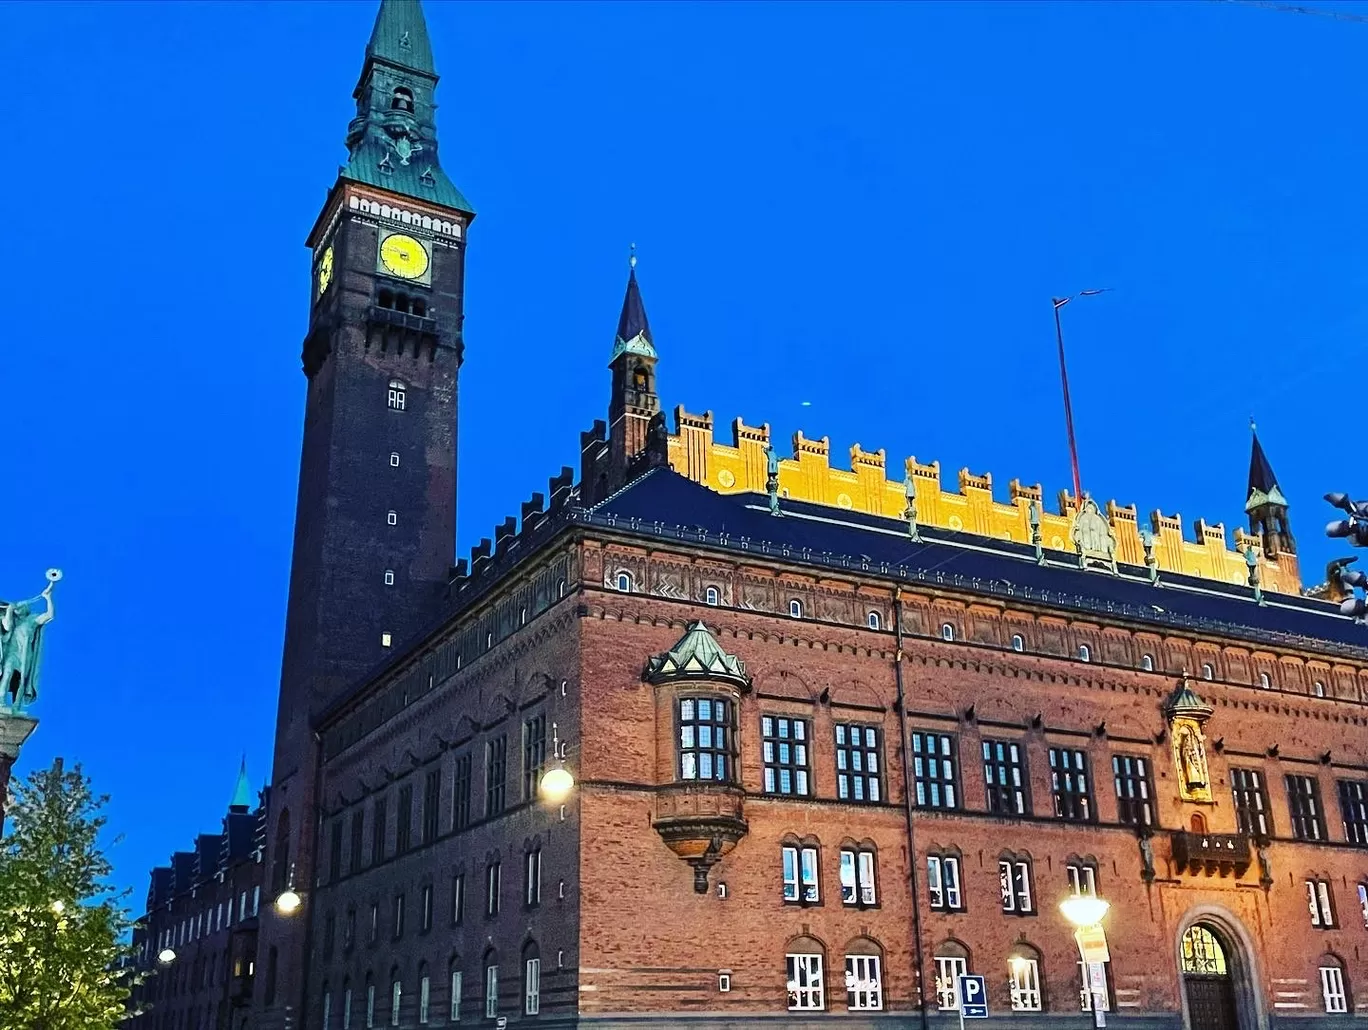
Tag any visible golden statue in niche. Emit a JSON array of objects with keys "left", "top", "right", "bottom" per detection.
[{"left": 1165, "top": 675, "right": 1215, "bottom": 803}]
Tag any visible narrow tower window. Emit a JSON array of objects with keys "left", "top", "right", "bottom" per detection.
[
  {"left": 384, "top": 570, "right": 395, "bottom": 587},
  {"left": 387, "top": 380, "right": 407, "bottom": 411},
  {"left": 941, "top": 623, "right": 955, "bottom": 642},
  {"left": 705, "top": 586, "right": 719, "bottom": 606},
  {"left": 1141, "top": 654, "right": 1154, "bottom": 671},
  {"left": 391, "top": 87, "right": 415, "bottom": 113},
  {"left": 1201, "top": 663, "right": 1214, "bottom": 681},
  {"left": 1011, "top": 634, "right": 1024, "bottom": 652},
  {"left": 387, "top": 511, "right": 398, "bottom": 526},
  {"left": 616, "top": 572, "right": 632, "bottom": 592},
  {"left": 390, "top": 452, "right": 400, "bottom": 468},
  {"left": 1078, "top": 644, "right": 1091, "bottom": 663},
  {"left": 867, "top": 611, "right": 881, "bottom": 630},
  {"left": 789, "top": 599, "right": 803, "bottom": 619}
]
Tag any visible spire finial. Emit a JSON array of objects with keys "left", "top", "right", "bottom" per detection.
[
  {"left": 229, "top": 755, "right": 252, "bottom": 810},
  {"left": 1250, "top": 415, "right": 1257, "bottom": 434},
  {"left": 629, "top": 242, "right": 637, "bottom": 270}
]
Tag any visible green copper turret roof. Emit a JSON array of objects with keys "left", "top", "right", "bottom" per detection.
[
  {"left": 229, "top": 756, "right": 252, "bottom": 811},
  {"left": 645, "top": 622, "right": 750, "bottom": 689},
  {"left": 340, "top": 0, "right": 474, "bottom": 215}
]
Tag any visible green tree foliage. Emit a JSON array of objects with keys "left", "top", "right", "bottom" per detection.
[{"left": 0, "top": 760, "right": 138, "bottom": 1030}]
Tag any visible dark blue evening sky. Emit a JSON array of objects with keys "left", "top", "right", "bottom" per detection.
[{"left": 2, "top": 0, "right": 1364, "bottom": 899}]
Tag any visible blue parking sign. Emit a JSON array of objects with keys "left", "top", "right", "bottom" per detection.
[{"left": 957, "top": 974, "right": 989, "bottom": 1018}]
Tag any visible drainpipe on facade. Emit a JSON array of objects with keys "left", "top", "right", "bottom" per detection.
[{"left": 893, "top": 586, "right": 931, "bottom": 1030}]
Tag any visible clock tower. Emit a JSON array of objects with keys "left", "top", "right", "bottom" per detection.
[{"left": 258, "top": 1, "right": 473, "bottom": 1023}]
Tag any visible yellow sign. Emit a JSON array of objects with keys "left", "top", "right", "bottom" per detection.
[{"left": 1075, "top": 925, "right": 1110, "bottom": 965}]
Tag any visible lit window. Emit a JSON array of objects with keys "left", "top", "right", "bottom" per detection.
[
  {"left": 1141, "top": 654, "right": 1154, "bottom": 671},
  {"left": 1078, "top": 644, "right": 1090, "bottom": 662},
  {"left": 839, "top": 847, "right": 877, "bottom": 906},
  {"left": 999, "top": 858, "right": 1033, "bottom": 913},
  {"left": 389, "top": 452, "right": 400, "bottom": 467},
  {"left": 1308, "top": 878, "right": 1336, "bottom": 927},
  {"left": 762, "top": 716, "right": 811, "bottom": 796},
  {"left": 381, "top": 633, "right": 392, "bottom": 648},
  {"left": 1201, "top": 663, "right": 1214, "bottom": 680},
  {"left": 941, "top": 623, "right": 954, "bottom": 641},
  {"left": 390, "top": 972, "right": 401, "bottom": 1027},
  {"left": 835, "top": 723, "right": 882, "bottom": 802},
  {"left": 678, "top": 697, "right": 734, "bottom": 782},
  {"left": 1358, "top": 884, "right": 1368, "bottom": 929},
  {"left": 1008, "top": 955, "right": 1042, "bottom": 1012},
  {"left": 926, "top": 854, "right": 963, "bottom": 911},
  {"left": 1259, "top": 672, "right": 1271, "bottom": 689},
  {"left": 1011, "top": 634, "right": 1024, "bottom": 652},
  {"left": 935, "top": 950, "right": 968, "bottom": 1011},
  {"left": 524, "top": 848, "right": 541, "bottom": 908},
  {"left": 1321, "top": 962, "right": 1348, "bottom": 1014},
  {"left": 384, "top": 570, "right": 394, "bottom": 586},
  {"left": 1315, "top": 680, "right": 1326, "bottom": 697},
  {"left": 781, "top": 845, "right": 820, "bottom": 903},
  {"left": 705, "top": 586, "right": 719, "bottom": 606},
  {"left": 387, "top": 380, "right": 407, "bottom": 411},
  {"left": 845, "top": 954, "right": 882, "bottom": 1011},
  {"left": 484, "top": 964, "right": 498, "bottom": 1019},
  {"left": 786, "top": 953, "right": 824, "bottom": 1011},
  {"left": 387, "top": 511, "right": 397, "bottom": 526},
  {"left": 616, "top": 572, "right": 631, "bottom": 592},
  {"left": 867, "top": 611, "right": 881, "bottom": 630},
  {"left": 1066, "top": 862, "right": 1098, "bottom": 896},
  {"left": 1077, "top": 959, "right": 1111, "bottom": 1012},
  {"left": 789, "top": 599, "right": 803, "bottom": 619}
]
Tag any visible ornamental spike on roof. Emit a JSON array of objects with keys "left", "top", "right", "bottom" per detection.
[
  {"left": 645, "top": 621, "right": 750, "bottom": 689},
  {"left": 366, "top": 0, "right": 435, "bottom": 76}
]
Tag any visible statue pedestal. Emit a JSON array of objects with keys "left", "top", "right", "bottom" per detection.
[{"left": 0, "top": 710, "right": 38, "bottom": 834}]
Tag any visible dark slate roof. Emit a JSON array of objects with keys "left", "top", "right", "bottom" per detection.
[
  {"left": 1247, "top": 429, "right": 1285, "bottom": 506},
  {"left": 611, "top": 266, "right": 656, "bottom": 361},
  {"left": 590, "top": 467, "right": 1367, "bottom": 657},
  {"left": 366, "top": 0, "right": 434, "bottom": 76}
]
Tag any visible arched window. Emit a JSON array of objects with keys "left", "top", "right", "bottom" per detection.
[
  {"left": 632, "top": 365, "right": 648, "bottom": 391},
  {"left": 448, "top": 957, "right": 463, "bottom": 1022},
  {"left": 785, "top": 935, "right": 826, "bottom": 1012},
  {"left": 867, "top": 611, "right": 881, "bottom": 630},
  {"left": 387, "top": 380, "right": 407, "bottom": 411},
  {"left": 1141, "top": 654, "right": 1154, "bottom": 671},
  {"left": 1180, "top": 925, "right": 1227, "bottom": 975},
  {"left": 615, "top": 571, "right": 632, "bottom": 592},
  {"left": 417, "top": 962, "right": 430, "bottom": 1024},
  {"left": 844, "top": 936, "right": 884, "bottom": 1011},
  {"left": 519, "top": 606, "right": 527, "bottom": 626},
  {"left": 1007, "top": 944, "right": 1043, "bottom": 1012},
  {"left": 1078, "top": 644, "right": 1091, "bottom": 663},
  {"left": 941, "top": 623, "right": 955, "bottom": 642},
  {"left": 789, "top": 599, "right": 803, "bottom": 619},
  {"left": 365, "top": 973, "right": 376, "bottom": 1029},
  {"left": 933, "top": 940, "right": 970, "bottom": 1011},
  {"left": 556, "top": 579, "right": 566, "bottom": 599},
  {"left": 522, "top": 942, "right": 541, "bottom": 1015},
  {"left": 483, "top": 949, "right": 499, "bottom": 1020},
  {"left": 1315, "top": 680, "right": 1326, "bottom": 697},
  {"left": 1201, "top": 663, "right": 1214, "bottom": 681},
  {"left": 1259, "top": 672, "right": 1271, "bottom": 689},
  {"left": 1320, "top": 955, "right": 1349, "bottom": 1013},
  {"left": 389, "top": 966, "right": 402, "bottom": 1027},
  {"left": 391, "top": 87, "right": 414, "bottom": 112},
  {"left": 705, "top": 586, "right": 719, "bottom": 606},
  {"left": 1189, "top": 812, "right": 1207, "bottom": 834},
  {"left": 1011, "top": 634, "right": 1024, "bottom": 652},
  {"left": 411, "top": 298, "right": 427, "bottom": 317},
  {"left": 378, "top": 289, "right": 395, "bottom": 309}
]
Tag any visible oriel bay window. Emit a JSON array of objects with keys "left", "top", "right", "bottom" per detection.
[
  {"left": 839, "top": 845, "right": 877, "bottom": 906},
  {"left": 678, "top": 697, "right": 734, "bottom": 781},
  {"left": 782, "top": 843, "right": 820, "bottom": 903}
]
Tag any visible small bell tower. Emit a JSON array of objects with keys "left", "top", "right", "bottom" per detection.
[{"left": 1246, "top": 421, "right": 1295, "bottom": 559}]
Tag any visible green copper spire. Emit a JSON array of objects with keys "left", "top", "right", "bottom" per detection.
[
  {"left": 229, "top": 756, "right": 252, "bottom": 811},
  {"left": 341, "top": 0, "right": 474, "bottom": 214}
]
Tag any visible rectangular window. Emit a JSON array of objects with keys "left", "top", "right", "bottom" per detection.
[
  {"left": 1339, "top": 780, "right": 1368, "bottom": 844},
  {"left": 452, "top": 755, "right": 471, "bottom": 831},
  {"left": 418, "top": 974, "right": 430, "bottom": 1024},
  {"left": 451, "top": 873, "right": 465, "bottom": 926},
  {"left": 1066, "top": 863, "right": 1097, "bottom": 897},
  {"left": 388, "top": 388, "right": 406, "bottom": 411},
  {"left": 525, "top": 848, "right": 542, "bottom": 907},
  {"left": 392, "top": 893, "right": 405, "bottom": 939},
  {"left": 372, "top": 797, "right": 387, "bottom": 865},
  {"left": 390, "top": 979, "right": 401, "bottom": 1027},
  {"left": 927, "top": 855, "right": 963, "bottom": 911},
  {"left": 486, "top": 861, "right": 501, "bottom": 918},
  {"left": 835, "top": 723, "right": 882, "bottom": 802},
  {"left": 1322, "top": 965, "right": 1348, "bottom": 1013},
  {"left": 1049, "top": 747, "right": 1094, "bottom": 821},
  {"left": 839, "top": 848, "right": 877, "bottom": 906},
  {"left": 983, "top": 739, "right": 1029, "bottom": 815},
  {"left": 523, "top": 716, "right": 546, "bottom": 800},
  {"left": 762, "top": 716, "right": 811, "bottom": 796},
  {"left": 329, "top": 820, "right": 344, "bottom": 882},
  {"left": 845, "top": 954, "right": 882, "bottom": 1011},
  {"left": 368, "top": 903, "right": 378, "bottom": 944},
  {"left": 396, "top": 785, "right": 413, "bottom": 854},
  {"left": 449, "top": 970, "right": 462, "bottom": 1022},
  {"left": 350, "top": 811, "right": 364, "bottom": 873},
  {"left": 422, "top": 770, "right": 440, "bottom": 844},
  {"left": 679, "top": 697, "right": 733, "bottom": 782},
  {"left": 911, "top": 731, "right": 958, "bottom": 810},
  {"left": 485, "top": 737, "right": 507, "bottom": 817},
  {"left": 1359, "top": 884, "right": 1368, "bottom": 930},
  {"left": 366, "top": 983, "right": 375, "bottom": 1029},
  {"left": 786, "top": 953, "right": 824, "bottom": 1011},
  {"left": 421, "top": 885, "right": 433, "bottom": 932},
  {"left": 999, "top": 860, "right": 1033, "bottom": 913},
  {"left": 484, "top": 965, "right": 498, "bottom": 1019},
  {"left": 524, "top": 958, "right": 540, "bottom": 1015},
  {"left": 781, "top": 845, "right": 820, "bottom": 903},
  {"left": 343, "top": 907, "right": 355, "bottom": 951},
  {"left": 344, "top": 986, "right": 353, "bottom": 1029},
  {"left": 1230, "top": 768, "right": 1271, "bottom": 837},
  {"left": 1112, "top": 754, "right": 1154, "bottom": 827},
  {"left": 1009, "top": 958, "right": 1042, "bottom": 1012},
  {"left": 252, "top": 886, "right": 259, "bottom": 916},
  {"left": 935, "top": 956, "right": 967, "bottom": 1011},
  {"left": 1078, "top": 962, "right": 1111, "bottom": 1012},
  {"left": 1308, "top": 878, "right": 1336, "bottom": 928},
  {"left": 1287, "top": 774, "right": 1326, "bottom": 841}
]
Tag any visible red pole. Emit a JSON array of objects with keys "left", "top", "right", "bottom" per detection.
[{"left": 1054, "top": 298, "right": 1084, "bottom": 508}]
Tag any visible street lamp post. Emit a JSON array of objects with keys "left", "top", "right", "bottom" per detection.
[
  {"left": 1060, "top": 895, "right": 1111, "bottom": 1028},
  {"left": 539, "top": 722, "right": 575, "bottom": 803}
]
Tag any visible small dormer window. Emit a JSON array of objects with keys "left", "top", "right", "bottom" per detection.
[
  {"left": 940, "top": 623, "right": 954, "bottom": 642},
  {"left": 388, "top": 380, "right": 407, "bottom": 411},
  {"left": 1078, "top": 644, "right": 1091, "bottom": 663},
  {"left": 1011, "top": 634, "right": 1024, "bottom": 652},
  {"left": 867, "top": 611, "right": 881, "bottom": 630},
  {"left": 1314, "top": 680, "right": 1326, "bottom": 698},
  {"left": 705, "top": 586, "right": 719, "bottom": 607},
  {"left": 789, "top": 599, "right": 803, "bottom": 619},
  {"left": 1141, "top": 654, "right": 1154, "bottom": 672},
  {"left": 391, "top": 87, "right": 415, "bottom": 113},
  {"left": 1258, "top": 672, "right": 1271, "bottom": 689},
  {"left": 1202, "top": 663, "right": 1214, "bottom": 681},
  {"left": 616, "top": 572, "right": 632, "bottom": 592}
]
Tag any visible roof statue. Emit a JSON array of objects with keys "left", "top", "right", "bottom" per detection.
[
  {"left": 903, "top": 460, "right": 921, "bottom": 542},
  {"left": 645, "top": 622, "right": 751, "bottom": 690},
  {"left": 1070, "top": 494, "right": 1118, "bottom": 574},
  {"left": 0, "top": 569, "right": 60, "bottom": 711}
]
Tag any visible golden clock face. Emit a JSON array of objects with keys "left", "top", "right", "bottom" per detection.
[
  {"left": 317, "top": 245, "right": 334, "bottom": 296},
  {"left": 379, "top": 233, "right": 430, "bottom": 279}
]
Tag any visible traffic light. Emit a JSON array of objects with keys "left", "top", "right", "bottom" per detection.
[{"left": 1325, "top": 493, "right": 1368, "bottom": 622}]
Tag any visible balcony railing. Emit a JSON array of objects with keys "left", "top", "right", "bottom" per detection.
[{"left": 1171, "top": 830, "right": 1251, "bottom": 875}]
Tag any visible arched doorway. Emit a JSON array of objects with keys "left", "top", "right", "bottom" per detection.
[{"left": 1181, "top": 925, "right": 1238, "bottom": 1029}]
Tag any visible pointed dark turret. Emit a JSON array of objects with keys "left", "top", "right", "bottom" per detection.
[
  {"left": 1245, "top": 421, "right": 1295, "bottom": 558},
  {"left": 611, "top": 259, "right": 656, "bottom": 362}
]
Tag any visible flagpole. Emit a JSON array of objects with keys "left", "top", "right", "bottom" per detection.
[{"left": 1053, "top": 297, "right": 1084, "bottom": 509}]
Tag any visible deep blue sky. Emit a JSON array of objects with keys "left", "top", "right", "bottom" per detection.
[{"left": 2, "top": 0, "right": 1364, "bottom": 900}]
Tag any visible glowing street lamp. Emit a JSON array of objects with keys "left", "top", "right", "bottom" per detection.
[
  {"left": 157, "top": 948, "right": 177, "bottom": 966},
  {"left": 1060, "top": 895, "right": 1111, "bottom": 1027},
  {"left": 1060, "top": 895, "right": 1110, "bottom": 930},
  {"left": 538, "top": 722, "right": 575, "bottom": 803},
  {"left": 275, "top": 862, "right": 303, "bottom": 916}
]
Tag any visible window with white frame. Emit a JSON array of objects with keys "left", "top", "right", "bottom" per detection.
[
  {"left": 927, "top": 854, "right": 963, "bottom": 911},
  {"left": 448, "top": 967, "right": 462, "bottom": 1022},
  {"left": 524, "top": 958, "right": 540, "bottom": 1015},
  {"left": 1011, "top": 633, "right": 1024, "bottom": 652},
  {"left": 387, "top": 511, "right": 397, "bottom": 526},
  {"left": 615, "top": 571, "right": 631, "bottom": 592},
  {"left": 941, "top": 623, "right": 955, "bottom": 641},
  {"left": 384, "top": 570, "right": 394, "bottom": 586},
  {"left": 1359, "top": 884, "right": 1368, "bottom": 930},
  {"left": 935, "top": 952, "right": 968, "bottom": 1010},
  {"left": 705, "top": 586, "right": 719, "bottom": 606},
  {"left": 387, "top": 380, "right": 407, "bottom": 411},
  {"left": 786, "top": 953, "right": 824, "bottom": 1011},
  {"left": 678, "top": 697, "right": 734, "bottom": 782},
  {"left": 1322, "top": 962, "right": 1349, "bottom": 1013},
  {"left": 999, "top": 858, "right": 1033, "bottom": 913},
  {"left": 1008, "top": 955, "right": 1042, "bottom": 1012},
  {"left": 1078, "top": 644, "right": 1090, "bottom": 662},
  {"left": 839, "top": 847, "right": 877, "bottom": 906},
  {"left": 867, "top": 611, "right": 881, "bottom": 630},
  {"left": 389, "top": 973, "right": 401, "bottom": 1027},
  {"left": 845, "top": 954, "right": 882, "bottom": 1011},
  {"left": 1308, "top": 878, "right": 1336, "bottom": 928},
  {"left": 1141, "top": 653, "right": 1154, "bottom": 671},
  {"left": 1201, "top": 662, "right": 1214, "bottom": 680},
  {"left": 789, "top": 599, "right": 803, "bottom": 619},
  {"left": 1066, "top": 861, "right": 1097, "bottom": 897},
  {"left": 484, "top": 962, "right": 498, "bottom": 1019},
  {"left": 389, "top": 452, "right": 400, "bottom": 467},
  {"left": 418, "top": 969, "right": 430, "bottom": 1024},
  {"left": 1315, "top": 680, "right": 1327, "bottom": 697},
  {"left": 782, "top": 845, "right": 820, "bottom": 903}
]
